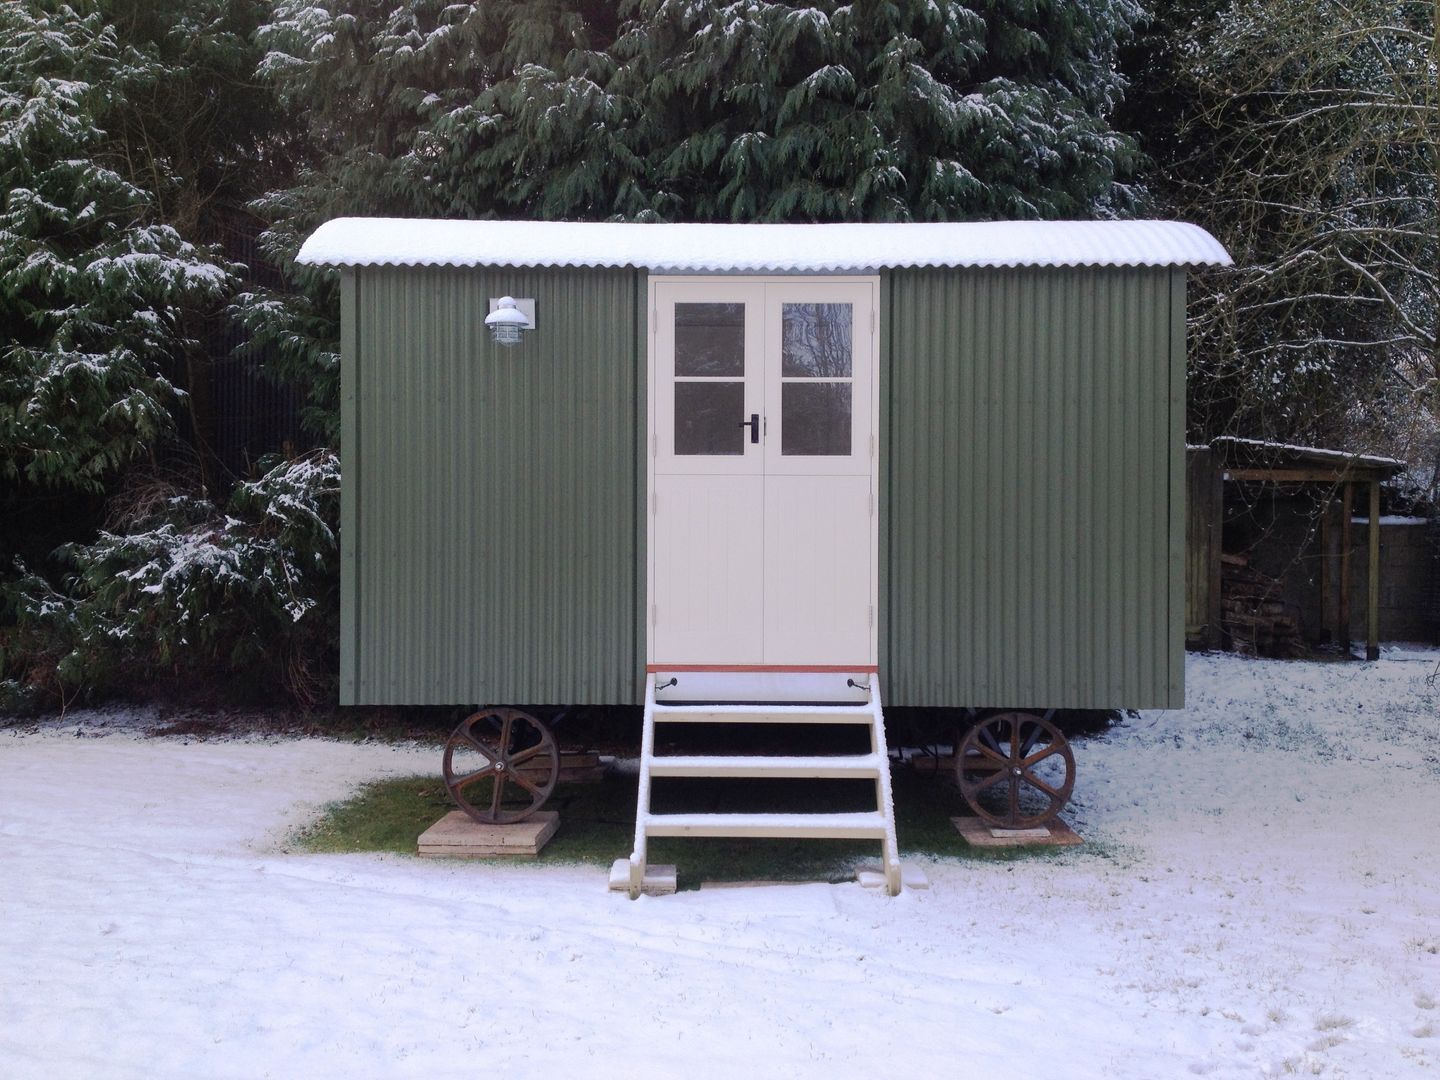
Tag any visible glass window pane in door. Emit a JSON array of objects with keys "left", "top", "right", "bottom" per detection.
[
  {"left": 675, "top": 381, "right": 745, "bottom": 455},
  {"left": 781, "top": 382, "right": 851, "bottom": 456},
  {"left": 781, "top": 303, "right": 852, "bottom": 377},
  {"left": 675, "top": 303, "right": 744, "bottom": 376}
]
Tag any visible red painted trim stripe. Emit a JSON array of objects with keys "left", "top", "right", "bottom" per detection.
[{"left": 646, "top": 664, "right": 878, "bottom": 673}]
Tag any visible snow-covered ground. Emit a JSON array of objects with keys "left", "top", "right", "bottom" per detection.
[{"left": 2, "top": 651, "right": 1438, "bottom": 1079}]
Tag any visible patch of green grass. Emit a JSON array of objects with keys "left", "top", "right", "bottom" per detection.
[{"left": 290, "top": 764, "right": 1082, "bottom": 887}]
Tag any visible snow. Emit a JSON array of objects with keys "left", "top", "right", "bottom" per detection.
[
  {"left": 295, "top": 218, "right": 1233, "bottom": 272},
  {"left": 1212, "top": 436, "right": 1407, "bottom": 470},
  {"left": 3, "top": 651, "right": 1439, "bottom": 1079}
]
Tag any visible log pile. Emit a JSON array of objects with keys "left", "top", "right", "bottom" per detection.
[{"left": 1221, "top": 552, "right": 1307, "bottom": 657}]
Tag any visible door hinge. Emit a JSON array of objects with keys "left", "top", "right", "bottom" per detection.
[
  {"left": 868, "top": 491, "right": 874, "bottom": 516},
  {"left": 651, "top": 603, "right": 657, "bottom": 626},
  {"left": 871, "top": 308, "right": 876, "bottom": 337},
  {"left": 652, "top": 305, "right": 658, "bottom": 333},
  {"left": 868, "top": 604, "right": 875, "bottom": 628},
  {"left": 651, "top": 432, "right": 657, "bottom": 458},
  {"left": 652, "top": 491, "right": 658, "bottom": 515}
]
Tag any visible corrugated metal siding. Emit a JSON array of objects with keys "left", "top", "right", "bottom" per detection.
[
  {"left": 343, "top": 266, "right": 644, "bottom": 705},
  {"left": 882, "top": 267, "right": 1185, "bottom": 709}
]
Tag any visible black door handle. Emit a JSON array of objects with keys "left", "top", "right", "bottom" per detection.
[{"left": 739, "top": 413, "right": 759, "bottom": 444}]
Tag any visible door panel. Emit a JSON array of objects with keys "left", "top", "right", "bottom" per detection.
[
  {"left": 763, "top": 475, "right": 872, "bottom": 664},
  {"left": 652, "top": 474, "right": 765, "bottom": 664}
]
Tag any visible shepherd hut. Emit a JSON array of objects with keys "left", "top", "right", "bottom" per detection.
[{"left": 297, "top": 218, "right": 1231, "bottom": 893}]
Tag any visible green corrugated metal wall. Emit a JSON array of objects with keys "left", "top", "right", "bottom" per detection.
[
  {"left": 880, "top": 267, "right": 1186, "bottom": 709},
  {"left": 342, "top": 263, "right": 1185, "bottom": 709},
  {"left": 340, "top": 266, "right": 645, "bottom": 705}
]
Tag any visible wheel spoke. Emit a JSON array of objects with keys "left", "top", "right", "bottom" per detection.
[
  {"left": 1020, "top": 770, "right": 1063, "bottom": 801},
  {"left": 498, "top": 710, "right": 516, "bottom": 756},
  {"left": 1021, "top": 744, "right": 1063, "bottom": 769},
  {"left": 508, "top": 768, "right": 541, "bottom": 796},
  {"left": 450, "top": 765, "right": 497, "bottom": 790},
  {"left": 979, "top": 725, "right": 1004, "bottom": 756},
  {"left": 968, "top": 741, "right": 1009, "bottom": 767},
  {"left": 1007, "top": 716, "right": 1023, "bottom": 763},
  {"left": 461, "top": 730, "right": 500, "bottom": 764},
  {"left": 970, "top": 769, "right": 1009, "bottom": 793},
  {"left": 1007, "top": 775, "right": 1019, "bottom": 824},
  {"left": 1019, "top": 721, "right": 1043, "bottom": 758},
  {"left": 508, "top": 743, "right": 549, "bottom": 768},
  {"left": 489, "top": 773, "right": 507, "bottom": 816}
]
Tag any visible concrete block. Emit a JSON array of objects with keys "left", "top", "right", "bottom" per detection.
[
  {"left": 951, "top": 815, "right": 1083, "bottom": 848},
  {"left": 607, "top": 859, "right": 677, "bottom": 896},
  {"left": 417, "top": 810, "right": 558, "bottom": 857},
  {"left": 901, "top": 864, "right": 931, "bottom": 890},
  {"left": 856, "top": 863, "right": 930, "bottom": 891}
]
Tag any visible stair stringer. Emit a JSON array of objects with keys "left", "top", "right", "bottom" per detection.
[{"left": 626, "top": 676, "right": 902, "bottom": 898}]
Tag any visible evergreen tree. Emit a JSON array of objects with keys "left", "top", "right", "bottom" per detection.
[
  {"left": 465, "top": 0, "right": 1145, "bottom": 222},
  {"left": 0, "top": 1, "right": 334, "bottom": 709},
  {"left": 0, "top": 2, "right": 234, "bottom": 492},
  {"left": 2, "top": 0, "right": 294, "bottom": 496},
  {"left": 250, "top": 0, "right": 1146, "bottom": 436},
  {"left": 260, "top": 0, "right": 1143, "bottom": 226}
]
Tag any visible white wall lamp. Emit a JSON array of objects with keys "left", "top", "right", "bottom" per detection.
[{"left": 485, "top": 296, "right": 535, "bottom": 347}]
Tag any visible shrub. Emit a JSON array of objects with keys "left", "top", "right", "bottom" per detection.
[{"left": 0, "top": 451, "right": 340, "bottom": 712}]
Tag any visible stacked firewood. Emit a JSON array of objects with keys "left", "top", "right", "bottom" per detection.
[{"left": 1221, "top": 552, "right": 1307, "bottom": 657}]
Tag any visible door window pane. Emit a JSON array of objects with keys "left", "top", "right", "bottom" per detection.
[
  {"left": 781, "top": 303, "right": 852, "bottom": 377},
  {"left": 675, "top": 381, "right": 745, "bottom": 455},
  {"left": 675, "top": 303, "right": 744, "bottom": 376},
  {"left": 782, "top": 383, "right": 851, "bottom": 456}
]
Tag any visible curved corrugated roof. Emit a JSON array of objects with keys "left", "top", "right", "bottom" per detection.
[{"left": 296, "top": 218, "right": 1231, "bottom": 271}]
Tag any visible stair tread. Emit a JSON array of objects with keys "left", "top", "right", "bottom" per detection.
[
  {"left": 646, "top": 810, "right": 886, "bottom": 824},
  {"left": 652, "top": 703, "right": 874, "bottom": 724},
  {"left": 654, "top": 702, "right": 871, "bottom": 712},
  {"left": 642, "top": 811, "right": 889, "bottom": 838},
  {"left": 650, "top": 753, "right": 881, "bottom": 765},
  {"left": 647, "top": 754, "right": 883, "bottom": 776}
]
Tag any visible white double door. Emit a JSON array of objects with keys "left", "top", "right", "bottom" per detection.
[{"left": 649, "top": 278, "right": 878, "bottom": 668}]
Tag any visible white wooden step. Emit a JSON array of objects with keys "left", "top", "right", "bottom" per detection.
[
  {"left": 625, "top": 677, "right": 902, "bottom": 897},
  {"left": 651, "top": 703, "right": 873, "bottom": 725},
  {"left": 642, "top": 811, "right": 889, "bottom": 839},
  {"left": 646, "top": 754, "right": 884, "bottom": 779}
]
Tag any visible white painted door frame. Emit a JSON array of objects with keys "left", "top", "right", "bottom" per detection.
[{"left": 645, "top": 275, "right": 881, "bottom": 678}]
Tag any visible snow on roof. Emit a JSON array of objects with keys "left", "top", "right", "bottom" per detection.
[
  {"left": 296, "top": 218, "right": 1232, "bottom": 272},
  {"left": 1211, "top": 436, "right": 1406, "bottom": 471}
]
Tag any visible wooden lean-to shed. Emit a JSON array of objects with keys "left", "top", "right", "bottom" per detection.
[{"left": 297, "top": 218, "right": 1230, "bottom": 893}]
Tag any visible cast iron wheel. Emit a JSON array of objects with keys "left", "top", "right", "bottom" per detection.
[
  {"left": 956, "top": 711, "right": 1075, "bottom": 829},
  {"left": 442, "top": 707, "right": 560, "bottom": 824}
]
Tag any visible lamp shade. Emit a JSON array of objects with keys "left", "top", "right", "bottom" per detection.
[{"left": 484, "top": 296, "right": 529, "bottom": 346}]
